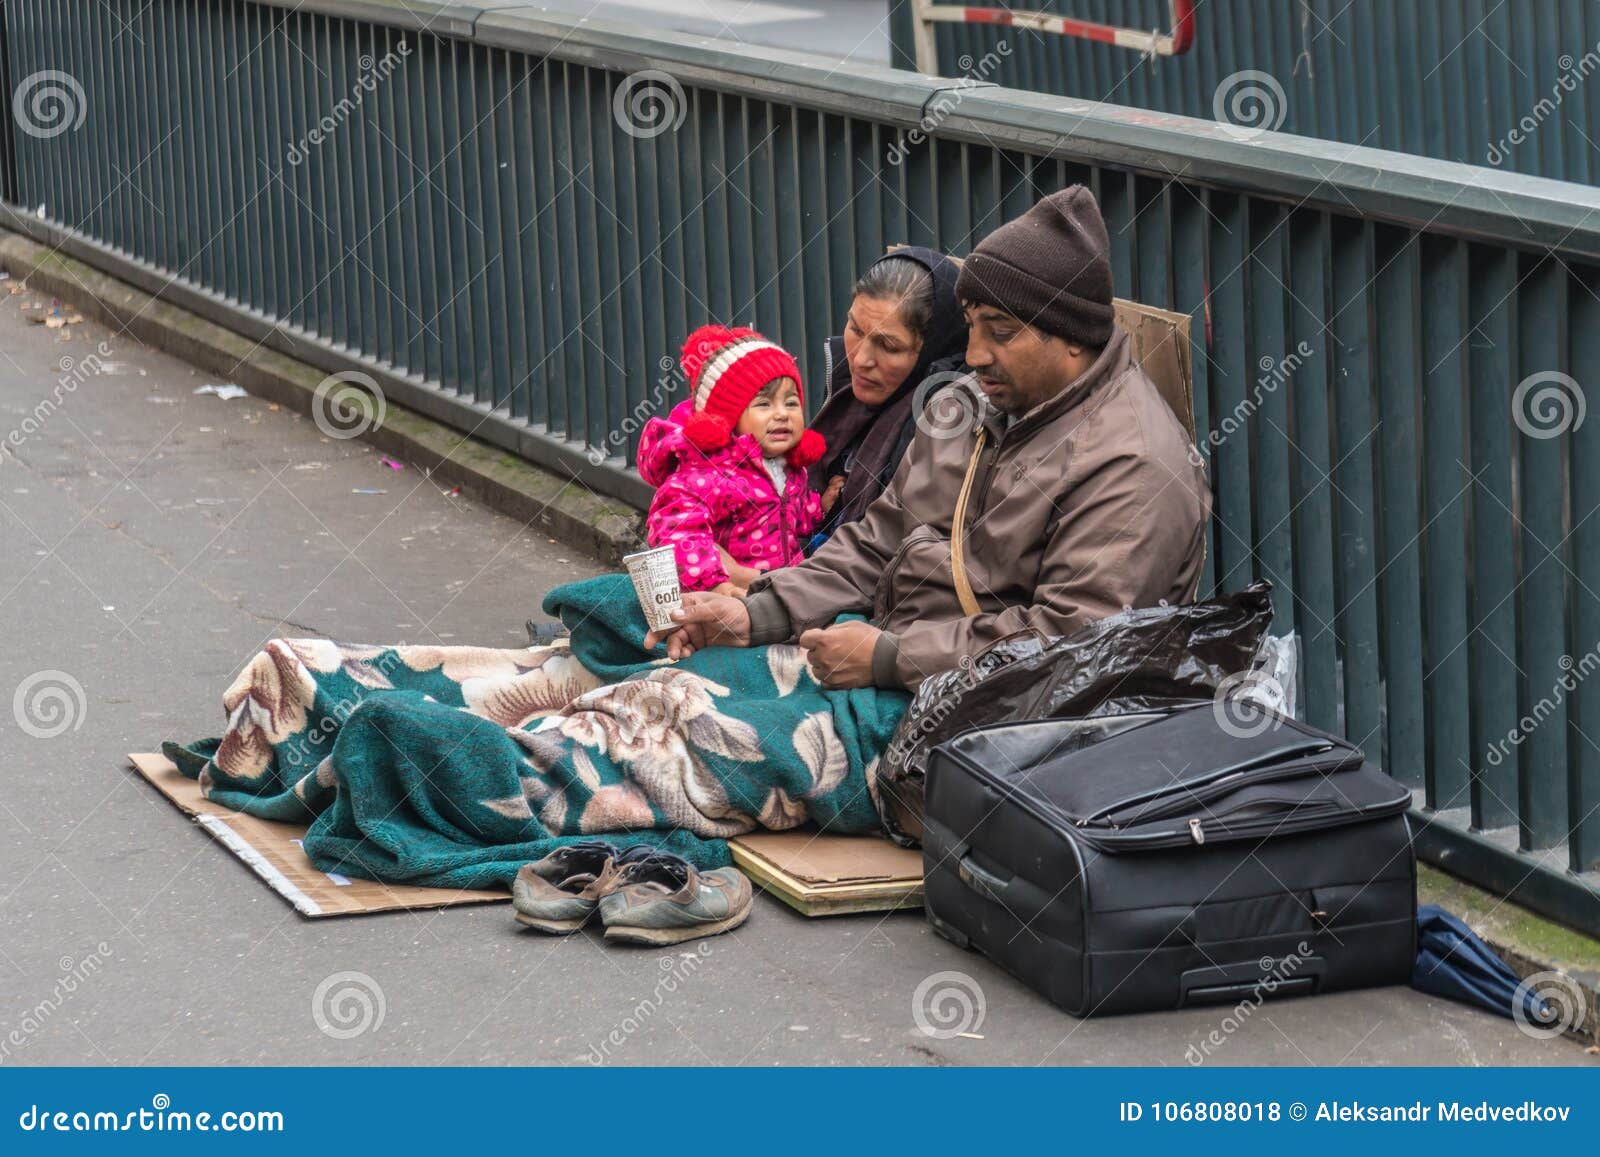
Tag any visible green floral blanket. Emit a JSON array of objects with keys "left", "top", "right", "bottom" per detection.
[{"left": 165, "top": 575, "right": 909, "bottom": 889}]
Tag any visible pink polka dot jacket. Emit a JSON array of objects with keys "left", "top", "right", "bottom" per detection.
[{"left": 638, "top": 400, "right": 825, "bottom": 591}]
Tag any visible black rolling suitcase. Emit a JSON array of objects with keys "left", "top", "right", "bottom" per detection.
[{"left": 922, "top": 702, "right": 1416, "bottom": 1017}]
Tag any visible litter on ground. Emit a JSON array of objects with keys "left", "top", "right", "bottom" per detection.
[{"left": 194, "top": 383, "right": 248, "bottom": 400}]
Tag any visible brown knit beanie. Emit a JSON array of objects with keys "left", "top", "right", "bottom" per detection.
[{"left": 955, "top": 185, "right": 1114, "bottom": 347}]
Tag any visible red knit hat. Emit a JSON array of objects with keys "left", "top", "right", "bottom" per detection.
[{"left": 679, "top": 324, "right": 825, "bottom": 468}]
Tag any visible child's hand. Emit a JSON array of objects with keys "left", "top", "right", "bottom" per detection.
[
  {"left": 819, "top": 474, "right": 846, "bottom": 514},
  {"left": 715, "top": 546, "right": 763, "bottom": 590},
  {"left": 711, "top": 581, "right": 748, "bottom": 599}
]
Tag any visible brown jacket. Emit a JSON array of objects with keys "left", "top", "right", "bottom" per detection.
[{"left": 744, "top": 326, "right": 1211, "bottom": 689}]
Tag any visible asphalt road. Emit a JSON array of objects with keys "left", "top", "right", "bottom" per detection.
[
  {"left": 0, "top": 283, "right": 1591, "bottom": 1067},
  {"left": 526, "top": 0, "right": 892, "bottom": 64}
]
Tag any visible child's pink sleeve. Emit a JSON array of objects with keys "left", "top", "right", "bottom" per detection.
[
  {"left": 796, "top": 486, "right": 826, "bottom": 538},
  {"left": 645, "top": 471, "right": 730, "bottom": 591}
]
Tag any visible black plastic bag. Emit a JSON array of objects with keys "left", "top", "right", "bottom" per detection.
[{"left": 877, "top": 581, "right": 1275, "bottom": 845}]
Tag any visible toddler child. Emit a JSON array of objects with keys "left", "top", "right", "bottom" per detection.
[{"left": 637, "top": 324, "right": 830, "bottom": 596}]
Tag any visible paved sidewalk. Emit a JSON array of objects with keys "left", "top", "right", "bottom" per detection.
[
  {"left": 0, "top": 285, "right": 1591, "bottom": 1066},
  {"left": 529, "top": 0, "right": 892, "bottom": 64}
]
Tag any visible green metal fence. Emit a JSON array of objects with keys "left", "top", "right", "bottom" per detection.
[
  {"left": 890, "top": 0, "right": 1600, "bottom": 186},
  {"left": 0, "top": 8, "right": 16, "bottom": 206},
  {"left": 5, "top": 0, "right": 1600, "bottom": 933}
]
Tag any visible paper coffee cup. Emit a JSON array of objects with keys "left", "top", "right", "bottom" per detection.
[{"left": 623, "top": 545, "right": 684, "bottom": 633}]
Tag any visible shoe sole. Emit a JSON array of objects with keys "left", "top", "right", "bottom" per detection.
[
  {"left": 601, "top": 904, "right": 751, "bottom": 945},
  {"left": 513, "top": 909, "right": 593, "bottom": 934}
]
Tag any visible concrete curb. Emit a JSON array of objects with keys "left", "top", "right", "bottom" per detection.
[{"left": 0, "top": 228, "right": 646, "bottom": 566}]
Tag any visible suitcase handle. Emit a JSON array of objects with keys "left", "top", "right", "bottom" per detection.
[
  {"left": 957, "top": 853, "right": 1015, "bottom": 904},
  {"left": 1178, "top": 957, "right": 1324, "bottom": 1006}
]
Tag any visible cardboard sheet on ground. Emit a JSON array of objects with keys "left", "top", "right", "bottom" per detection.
[
  {"left": 730, "top": 831, "right": 925, "bottom": 917},
  {"left": 128, "top": 753, "right": 924, "bottom": 919},
  {"left": 126, "top": 753, "right": 507, "bottom": 918}
]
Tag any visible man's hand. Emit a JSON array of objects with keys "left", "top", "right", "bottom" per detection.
[
  {"left": 798, "top": 621, "right": 881, "bottom": 689},
  {"left": 645, "top": 591, "right": 753, "bottom": 659},
  {"left": 819, "top": 474, "right": 846, "bottom": 515}
]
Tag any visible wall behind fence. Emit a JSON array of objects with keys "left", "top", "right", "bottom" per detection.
[
  {"left": 5, "top": 0, "right": 1600, "bottom": 932},
  {"left": 891, "top": 0, "right": 1600, "bottom": 186}
]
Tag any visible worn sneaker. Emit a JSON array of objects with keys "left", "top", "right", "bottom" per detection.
[
  {"left": 511, "top": 840, "right": 622, "bottom": 933},
  {"left": 598, "top": 849, "right": 753, "bottom": 945},
  {"left": 526, "top": 619, "right": 571, "bottom": 646}
]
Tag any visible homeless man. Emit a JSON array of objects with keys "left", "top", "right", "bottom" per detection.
[{"left": 648, "top": 185, "right": 1212, "bottom": 691}]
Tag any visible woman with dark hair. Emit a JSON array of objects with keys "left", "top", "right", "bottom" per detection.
[{"left": 805, "top": 246, "right": 968, "bottom": 543}]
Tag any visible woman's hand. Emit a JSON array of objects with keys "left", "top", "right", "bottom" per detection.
[
  {"left": 645, "top": 591, "right": 753, "bottom": 659},
  {"left": 819, "top": 474, "right": 846, "bottom": 515}
]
